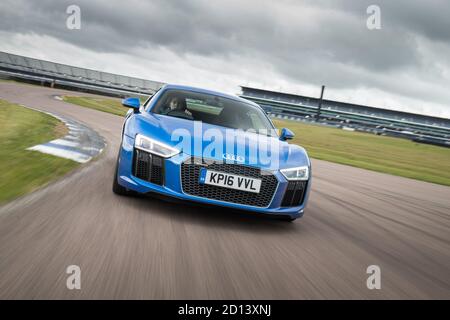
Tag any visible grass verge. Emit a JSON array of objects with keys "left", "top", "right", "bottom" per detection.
[
  {"left": 63, "top": 96, "right": 130, "bottom": 116},
  {"left": 273, "top": 119, "right": 450, "bottom": 186},
  {"left": 62, "top": 95, "right": 450, "bottom": 186},
  {"left": 0, "top": 100, "right": 78, "bottom": 204}
]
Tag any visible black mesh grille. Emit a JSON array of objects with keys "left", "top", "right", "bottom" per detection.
[
  {"left": 150, "top": 155, "right": 164, "bottom": 185},
  {"left": 133, "top": 149, "right": 164, "bottom": 185},
  {"left": 281, "top": 181, "right": 307, "bottom": 207},
  {"left": 181, "top": 157, "right": 278, "bottom": 207}
]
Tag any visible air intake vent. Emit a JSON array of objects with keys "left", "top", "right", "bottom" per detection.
[
  {"left": 281, "top": 181, "right": 307, "bottom": 207},
  {"left": 133, "top": 149, "right": 164, "bottom": 185}
]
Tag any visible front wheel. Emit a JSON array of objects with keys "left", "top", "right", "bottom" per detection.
[{"left": 112, "top": 151, "right": 132, "bottom": 196}]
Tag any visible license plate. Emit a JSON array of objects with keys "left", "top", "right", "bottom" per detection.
[{"left": 199, "top": 168, "right": 261, "bottom": 193}]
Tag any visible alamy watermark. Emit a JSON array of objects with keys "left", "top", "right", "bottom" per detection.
[
  {"left": 66, "top": 265, "right": 81, "bottom": 290},
  {"left": 169, "top": 122, "right": 282, "bottom": 171},
  {"left": 366, "top": 5, "right": 381, "bottom": 30},
  {"left": 66, "top": 5, "right": 81, "bottom": 30},
  {"left": 366, "top": 265, "right": 381, "bottom": 290}
]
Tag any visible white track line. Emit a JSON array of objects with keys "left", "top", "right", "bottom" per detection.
[
  {"left": 28, "top": 144, "right": 91, "bottom": 163},
  {"left": 23, "top": 104, "right": 105, "bottom": 163}
]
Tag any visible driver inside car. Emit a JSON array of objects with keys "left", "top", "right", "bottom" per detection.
[{"left": 161, "top": 96, "right": 193, "bottom": 119}]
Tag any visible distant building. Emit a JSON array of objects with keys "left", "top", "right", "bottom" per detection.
[{"left": 240, "top": 86, "right": 450, "bottom": 147}]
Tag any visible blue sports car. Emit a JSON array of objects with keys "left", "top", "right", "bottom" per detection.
[{"left": 113, "top": 84, "right": 311, "bottom": 221}]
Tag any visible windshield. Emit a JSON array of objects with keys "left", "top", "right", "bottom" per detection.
[{"left": 151, "top": 89, "right": 277, "bottom": 137}]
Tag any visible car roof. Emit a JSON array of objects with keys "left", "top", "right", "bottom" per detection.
[{"left": 160, "top": 84, "right": 260, "bottom": 108}]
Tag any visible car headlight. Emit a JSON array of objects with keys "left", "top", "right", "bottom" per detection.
[
  {"left": 134, "top": 134, "right": 180, "bottom": 158},
  {"left": 280, "top": 166, "right": 309, "bottom": 181}
]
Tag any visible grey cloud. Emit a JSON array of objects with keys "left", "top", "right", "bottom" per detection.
[{"left": 0, "top": 0, "right": 421, "bottom": 69}]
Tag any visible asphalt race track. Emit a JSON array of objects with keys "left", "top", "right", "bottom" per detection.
[{"left": 0, "top": 82, "right": 449, "bottom": 299}]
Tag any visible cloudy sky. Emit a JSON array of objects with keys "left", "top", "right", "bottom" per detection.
[{"left": 0, "top": 0, "right": 449, "bottom": 118}]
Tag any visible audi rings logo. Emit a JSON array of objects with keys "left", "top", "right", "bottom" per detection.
[{"left": 223, "top": 153, "right": 245, "bottom": 163}]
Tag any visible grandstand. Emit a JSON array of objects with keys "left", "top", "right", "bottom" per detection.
[
  {"left": 0, "top": 51, "right": 164, "bottom": 97},
  {"left": 240, "top": 86, "right": 450, "bottom": 147}
]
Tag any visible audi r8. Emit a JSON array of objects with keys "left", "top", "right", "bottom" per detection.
[{"left": 113, "top": 84, "right": 311, "bottom": 221}]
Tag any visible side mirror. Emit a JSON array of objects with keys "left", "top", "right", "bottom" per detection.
[
  {"left": 280, "top": 128, "right": 295, "bottom": 141},
  {"left": 122, "top": 97, "right": 140, "bottom": 112}
]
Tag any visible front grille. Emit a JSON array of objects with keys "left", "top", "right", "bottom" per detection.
[
  {"left": 281, "top": 181, "right": 307, "bottom": 207},
  {"left": 133, "top": 149, "right": 164, "bottom": 185},
  {"left": 181, "top": 157, "right": 278, "bottom": 207}
]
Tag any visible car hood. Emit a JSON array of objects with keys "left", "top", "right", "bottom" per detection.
[{"left": 130, "top": 113, "right": 310, "bottom": 170}]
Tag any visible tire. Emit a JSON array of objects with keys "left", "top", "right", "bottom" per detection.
[{"left": 112, "top": 151, "right": 132, "bottom": 196}]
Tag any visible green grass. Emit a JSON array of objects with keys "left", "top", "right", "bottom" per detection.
[
  {"left": 274, "top": 119, "right": 450, "bottom": 186},
  {"left": 62, "top": 95, "right": 148, "bottom": 117},
  {"left": 0, "top": 78, "right": 40, "bottom": 87},
  {"left": 0, "top": 100, "right": 78, "bottom": 204},
  {"left": 62, "top": 95, "right": 450, "bottom": 186},
  {"left": 63, "top": 96, "right": 127, "bottom": 116}
]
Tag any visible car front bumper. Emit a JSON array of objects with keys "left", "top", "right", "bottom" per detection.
[{"left": 117, "top": 135, "right": 311, "bottom": 219}]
